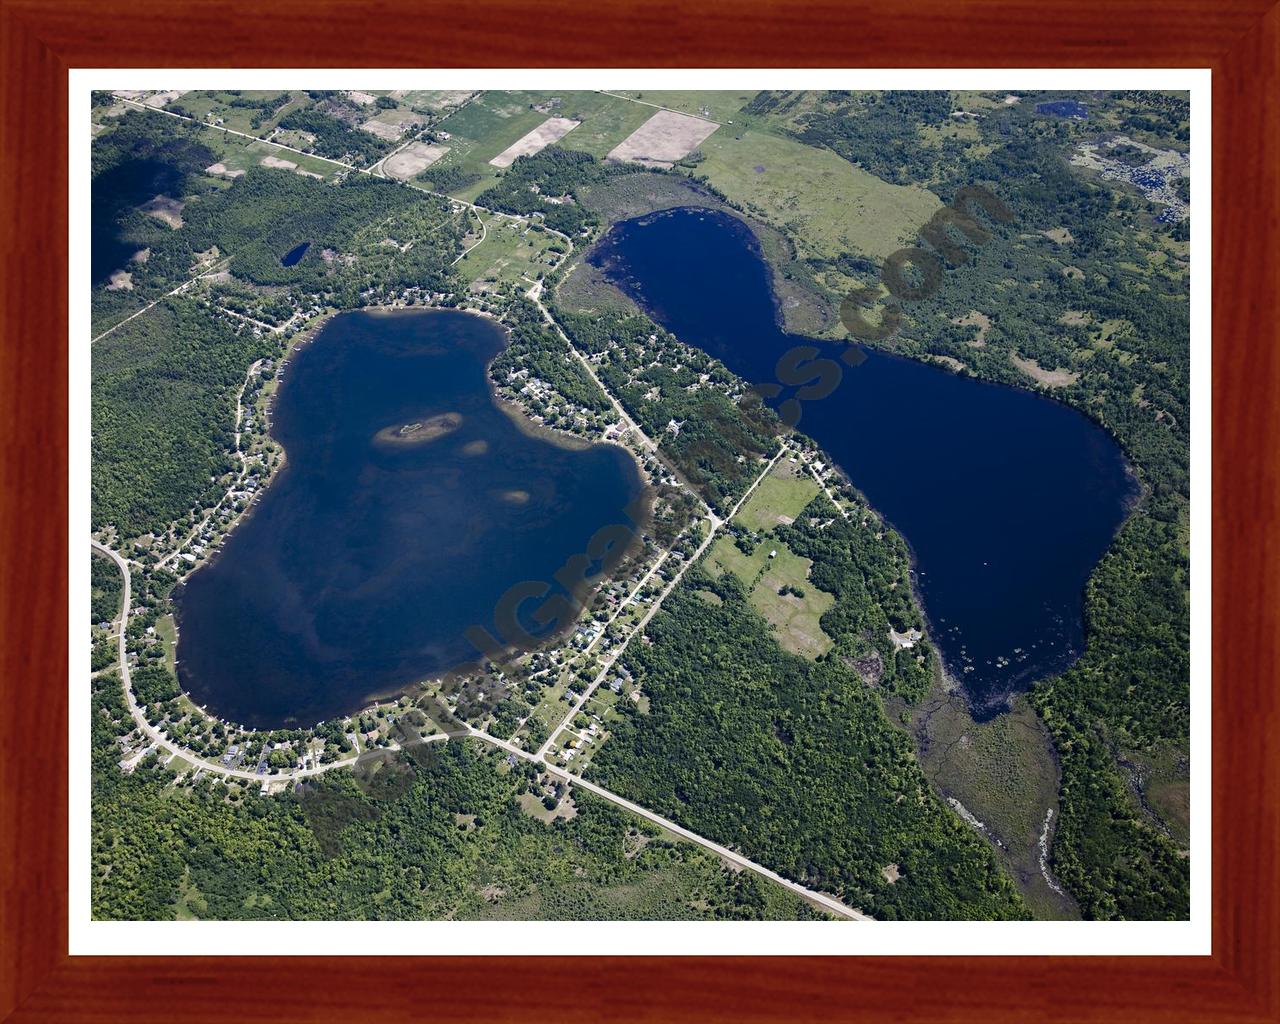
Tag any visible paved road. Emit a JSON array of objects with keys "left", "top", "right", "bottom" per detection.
[
  {"left": 114, "top": 96, "right": 520, "bottom": 217},
  {"left": 89, "top": 532, "right": 866, "bottom": 920},
  {"left": 466, "top": 726, "right": 867, "bottom": 921},
  {"left": 531, "top": 292, "right": 661, "bottom": 459},
  {"left": 156, "top": 359, "right": 261, "bottom": 571},
  {"left": 538, "top": 444, "right": 785, "bottom": 757},
  {"left": 91, "top": 539, "right": 366, "bottom": 783},
  {"left": 88, "top": 103, "right": 868, "bottom": 918}
]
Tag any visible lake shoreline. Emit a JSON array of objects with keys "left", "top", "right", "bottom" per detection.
[
  {"left": 174, "top": 303, "right": 653, "bottom": 732},
  {"left": 587, "top": 207, "right": 1136, "bottom": 716}
]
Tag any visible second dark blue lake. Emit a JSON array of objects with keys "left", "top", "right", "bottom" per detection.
[{"left": 590, "top": 207, "right": 1134, "bottom": 715}]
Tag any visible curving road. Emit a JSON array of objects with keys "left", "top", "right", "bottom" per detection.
[{"left": 89, "top": 536, "right": 866, "bottom": 920}]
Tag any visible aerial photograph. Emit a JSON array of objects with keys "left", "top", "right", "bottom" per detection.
[{"left": 88, "top": 86, "right": 1190, "bottom": 923}]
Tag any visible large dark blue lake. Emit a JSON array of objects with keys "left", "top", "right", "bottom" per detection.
[
  {"left": 591, "top": 208, "right": 1134, "bottom": 714},
  {"left": 176, "top": 309, "right": 643, "bottom": 727}
]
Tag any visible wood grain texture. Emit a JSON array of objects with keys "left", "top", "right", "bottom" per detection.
[{"left": 0, "top": 0, "right": 1276, "bottom": 1020}]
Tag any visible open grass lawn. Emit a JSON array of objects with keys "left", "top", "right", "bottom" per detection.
[
  {"left": 706, "top": 533, "right": 772, "bottom": 585},
  {"left": 156, "top": 613, "right": 178, "bottom": 674},
  {"left": 695, "top": 128, "right": 941, "bottom": 261},
  {"left": 733, "top": 459, "right": 821, "bottom": 533},
  {"left": 749, "top": 547, "right": 834, "bottom": 659}
]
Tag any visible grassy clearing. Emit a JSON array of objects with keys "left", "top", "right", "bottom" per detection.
[
  {"left": 156, "top": 614, "right": 177, "bottom": 673},
  {"left": 454, "top": 216, "right": 565, "bottom": 292},
  {"left": 702, "top": 460, "right": 834, "bottom": 658},
  {"left": 751, "top": 548, "right": 834, "bottom": 659},
  {"left": 174, "top": 90, "right": 311, "bottom": 137},
  {"left": 198, "top": 132, "right": 342, "bottom": 181},
  {"left": 393, "top": 90, "right": 476, "bottom": 114},
  {"left": 1122, "top": 739, "right": 1190, "bottom": 848},
  {"left": 695, "top": 128, "right": 941, "bottom": 261},
  {"left": 705, "top": 535, "right": 834, "bottom": 660},
  {"left": 517, "top": 790, "right": 578, "bottom": 823},
  {"left": 706, "top": 534, "right": 771, "bottom": 585},
  {"left": 733, "top": 458, "right": 821, "bottom": 533}
]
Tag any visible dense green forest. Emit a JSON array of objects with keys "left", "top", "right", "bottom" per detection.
[
  {"left": 91, "top": 675, "right": 823, "bottom": 921},
  {"left": 768, "top": 89, "right": 1192, "bottom": 918},
  {"left": 113, "top": 166, "right": 461, "bottom": 301},
  {"left": 475, "top": 149, "right": 609, "bottom": 235},
  {"left": 90, "top": 555, "right": 123, "bottom": 624},
  {"left": 276, "top": 108, "right": 391, "bottom": 166},
  {"left": 587, "top": 565, "right": 1026, "bottom": 921},
  {"left": 90, "top": 111, "right": 222, "bottom": 327},
  {"left": 92, "top": 299, "right": 272, "bottom": 538}
]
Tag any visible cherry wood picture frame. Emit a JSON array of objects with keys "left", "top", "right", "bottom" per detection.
[{"left": 2, "top": 1, "right": 1276, "bottom": 1020}]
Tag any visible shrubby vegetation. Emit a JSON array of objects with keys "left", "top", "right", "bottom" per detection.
[
  {"left": 791, "top": 91, "right": 958, "bottom": 186},
  {"left": 475, "top": 148, "right": 686, "bottom": 237},
  {"left": 587, "top": 566, "right": 1027, "bottom": 921}
]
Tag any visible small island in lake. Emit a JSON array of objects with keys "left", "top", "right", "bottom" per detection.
[{"left": 373, "top": 411, "right": 462, "bottom": 446}]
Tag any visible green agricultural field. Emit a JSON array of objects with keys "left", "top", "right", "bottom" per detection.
[
  {"left": 611, "top": 91, "right": 754, "bottom": 124},
  {"left": 552, "top": 93, "right": 655, "bottom": 158},
  {"left": 733, "top": 459, "right": 821, "bottom": 533},
  {"left": 424, "top": 91, "right": 708, "bottom": 199},
  {"left": 695, "top": 128, "right": 941, "bottom": 261},
  {"left": 425, "top": 93, "right": 557, "bottom": 201}
]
